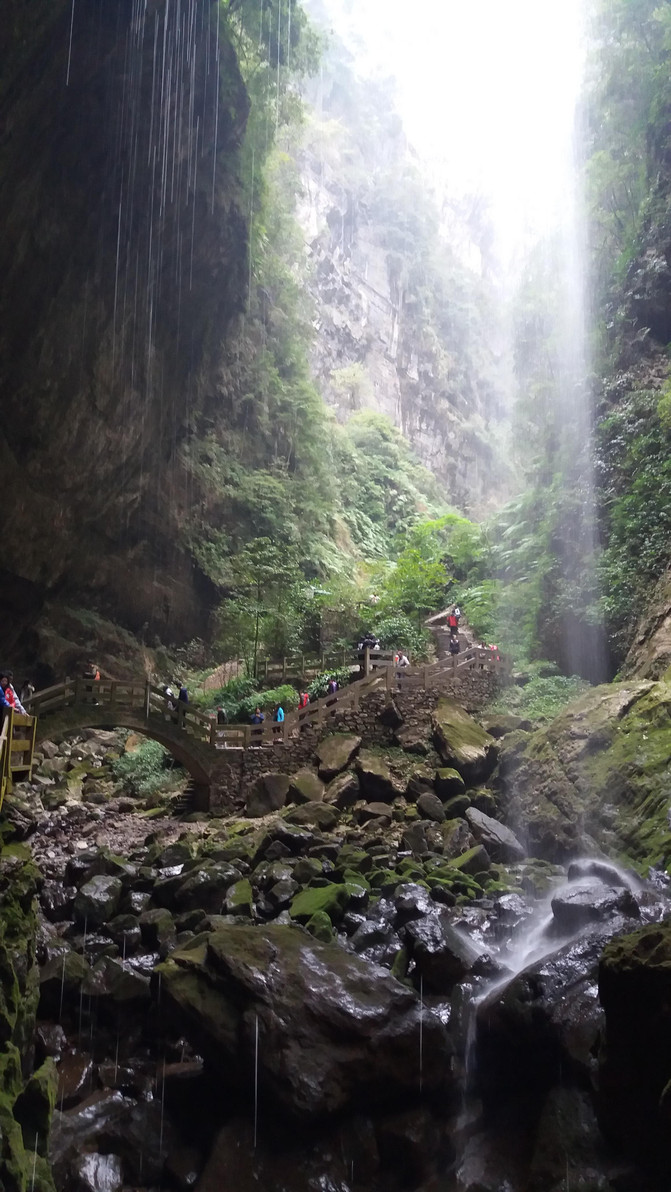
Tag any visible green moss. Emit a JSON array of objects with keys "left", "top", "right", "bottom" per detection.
[
  {"left": 289, "top": 884, "right": 350, "bottom": 924},
  {"left": 305, "top": 911, "right": 333, "bottom": 942}
]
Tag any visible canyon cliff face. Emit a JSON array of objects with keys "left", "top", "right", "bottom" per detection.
[
  {"left": 0, "top": 0, "right": 249, "bottom": 659},
  {"left": 295, "top": 36, "right": 509, "bottom": 518}
]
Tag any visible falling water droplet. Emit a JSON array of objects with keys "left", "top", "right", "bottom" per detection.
[
  {"left": 254, "top": 1013, "right": 259, "bottom": 1148},
  {"left": 66, "top": 0, "right": 76, "bottom": 86},
  {"left": 419, "top": 974, "right": 424, "bottom": 1094},
  {"left": 30, "top": 1137, "right": 38, "bottom": 1191}
]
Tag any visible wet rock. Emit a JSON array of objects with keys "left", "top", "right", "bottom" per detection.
[
  {"left": 224, "top": 879, "right": 254, "bottom": 918},
  {"left": 435, "top": 767, "right": 466, "bottom": 798},
  {"left": 57, "top": 1050, "right": 95, "bottom": 1109},
  {"left": 245, "top": 773, "right": 290, "bottom": 818},
  {"left": 394, "top": 723, "right": 431, "bottom": 755},
  {"left": 173, "top": 863, "right": 243, "bottom": 913},
  {"left": 164, "top": 1147, "right": 202, "bottom": 1191},
  {"left": 267, "top": 878, "right": 299, "bottom": 910},
  {"left": 73, "top": 875, "right": 123, "bottom": 926},
  {"left": 451, "top": 845, "right": 491, "bottom": 876},
  {"left": 356, "top": 802, "right": 393, "bottom": 824},
  {"left": 404, "top": 915, "right": 485, "bottom": 994},
  {"left": 288, "top": 769, "right": 325, "bottom": 805},
  {"left": 40, "top": 880, "right": 77, "bottom": 923},
  {"left": 107, "top": 914, "right": 142, "bottom": 955},
  {"left": 50, "top": 1090, "right": 174, "bottom": 1186},
  {"left": 139, "top": 907, "right": 176, "bottom": 952},
  {"left": 356, "top": 751, "right": 396, "bottom": 801},
  {"left": 528, "top": 1086, "right": 611, "bottom": 1192},
  {"left": 393, "top": 883, "right": 433, "bottom": 926},
  {"left": 440, "top": 818, "right": 473, "bottom": 859},
  {"left": 157, "top": 924, "right": 453, "bottom": 1119},
  {"left": 405, "top": 765, "right": 435, "bottom": 800},
  {"left": 401, "top": 823, "right": 429, "bottom": 856},
  {"left": 567, "top": 859, "right": 635, "bottom": 888},
  {"left": 477, "top": 923, "right": 623, "bottom": 1101},
  {"left": 465, "top": 808, "right": 525, "bottom": 863},
  {"left": 73, "top": 1153, "right": 124, "bottom": 1192},
  {"left": 480, "top": 713, "right": 532, "bottom": 737},
  {"left": 599, "top": 919, "right": 671, "bottom": 1166},
  {"left": 432, "top": 699, "right": 498, "bottom": 783},
  {"left": 551, "top": 882, "right": 639, "bottom": 930},
  {"left": 316, "top": 733, "right": 362, "bottom": 780},
  {"left": 290, "top": 883, "right": 350, "bottom": 925},
  {"left": 284, "top": 802, "right": 340, "bottom": 831},
  {"left": 37, "top": 1024, "right": 67, "bottom": 1061},
  {"left": 324, "top": 770, "right": 360, "bottom": 808},
  {"left": 376, "top": 1106, "right": 444, "bottom": 1188},
  {"left": 416, "top": 792, "right": 445, "bottom": 823},
  {"left": 197, "top": 1117, "right": 355, "bottom": 1192},
  {"left": 39, "top": 948, "right": 91, "bottom": 1017}
]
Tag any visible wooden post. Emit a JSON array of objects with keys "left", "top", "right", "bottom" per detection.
[
  {"left": 282, "top": 657, "right": 287, "bottom": 682},
  {"left": 364, "top": 647, "right": 371, "bottom": 676},
  {"left": 144, "top": 681, "right": 151, "bottom": 720}
]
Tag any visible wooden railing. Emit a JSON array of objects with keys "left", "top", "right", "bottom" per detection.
[
  {"left": 0, "top": 710, "right": 37, "bottom": 811},
  {"left": 253, "top": 649, "right": 352, "bottom": 684},
  {"left": 25, "top": 647, "right": 507, "bottom": 755}
]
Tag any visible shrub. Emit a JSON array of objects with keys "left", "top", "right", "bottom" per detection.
[
  {"left": 307, "top": 666, "right": 354, "bottom": 700},
  {"left": 110, "top": 739, "right": 181, "bottom": 799}
]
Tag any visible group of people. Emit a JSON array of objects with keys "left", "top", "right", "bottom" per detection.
[
  {"left": 0, "top": 671, "right": 31, "bottom": 721},
  {"left": 357, "top": 634, "right": 410, "bottom": 668}
]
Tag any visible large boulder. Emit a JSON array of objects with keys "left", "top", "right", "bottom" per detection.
[
  {"left": 288, "top": 770, "right": 325, "bottom": 805},
  {"left": 245, "top": 773, "right": 290, "bottom": 818},
  {"left": 156, "top": 925, "right": 453, "bottom": 1119},
  {"left": 465, "top": 808, "right": 525, "bottom": 863},
  {"left": 73, "top": 875, "right": 123, "bottom": 927},
  {"left": 432, "top": 700, "right": 498, "bottom": 784},
  {"left": 356, "top": 751, "right": 397, "bottom": 802},
  {"left": 496, "top": 679, "right": 671, "bottom": 866},
  {"left": 315, "top": 735, "right": 361, "bottom": 781},
  {"left": 598, "top": 920, "right": 671, "bottom": 1167},
  {"left": 403, "top": 915, "right": 485, "bottom": 994}
]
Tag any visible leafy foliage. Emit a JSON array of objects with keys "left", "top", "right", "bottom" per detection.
[{"left": 110, "top": 740, "right": 180, "bottom": 799}]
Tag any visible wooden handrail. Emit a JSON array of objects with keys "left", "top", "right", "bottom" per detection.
[
  {"left": 0, "top": 713, "right": 10, "bottom": 812},
  {"left": 24, "top": 647, "right": 506, "bottom": 756}
]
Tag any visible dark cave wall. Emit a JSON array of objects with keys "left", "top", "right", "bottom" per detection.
[{"left": 0, "top": 0, "right": 249, "bottom": 656}]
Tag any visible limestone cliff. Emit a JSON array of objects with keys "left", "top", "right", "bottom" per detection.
[
  {"left": 0, "top": 0, "right": 249, "bottom": 659},
  {"left": 296, "top": 33, "right": 510, "bottom": 517}
]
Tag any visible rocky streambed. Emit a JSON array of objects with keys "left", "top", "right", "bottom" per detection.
[{"left": 3, "top": 689, "right": 671, "bottom": 1191}]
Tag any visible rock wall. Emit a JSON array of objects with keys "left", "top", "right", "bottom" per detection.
[{"left": 0, "top": 0, "right": 249, "bottom": 659}]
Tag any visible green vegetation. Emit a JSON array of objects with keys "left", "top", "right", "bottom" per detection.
[
  {"left": 110, "top": 740, "right": 182, "bottom": 800},
  {"left": 490, "top": 668, "right": 589, "bottom": 721}
]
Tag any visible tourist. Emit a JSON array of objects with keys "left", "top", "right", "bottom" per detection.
[
  {"left": 448, "top": 608, "right": 459, "bottom": 636},
  {"left": 327, "top": 677, "right": 338, "bottom": 694},
  {"left": 397, "top": 652, "right": 410, "bottom": 667},
  {"left": 1, "top": 672, "right": 27, "bottom": 715},
  {"left": 449, "top": 635, "right": 460, "bottom": 657},
  {"left": 250, "top": 707, "right": 265, "bottom": 724},
  {"left": 178, "top": 683, "right": 189, "bottom": 705},
  {"left": 217, "top": 706, "right": 228, "bottom": 725},
  {"left": 298, "top": 691, "right": 310, "bottom": 709},
  {"left": 0, "top": 681, "right": 10, "bottom": 724},
  {"left": 19, "top": 680, "right": 35, "bottom": 706},
  {"left": 454, "top": 605, "right": 461, "bottom": 622},
  {"left": 273, "top": 704, "right": 285, "bottom": 723}
]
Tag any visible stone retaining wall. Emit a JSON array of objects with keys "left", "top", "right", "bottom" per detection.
[{"left": 209, "top": 672, "right": 501, "bottom": 814}]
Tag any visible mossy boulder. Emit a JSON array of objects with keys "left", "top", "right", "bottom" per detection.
[
  {"left": 289, "top": 884, "right": 350, "bottom": 924},
  {"left": 432, "top": 700, "right": 498, "bottom": 784},
  {"left": 435, "top": 768, "right": 466, "bottom": 798},
  {"left": 305, "top": 911, "right": 334, "bottom": 942},
  {"left": 156, "top": 924, "right": 453, "bottom": 1119},
  {"left": 284, "top": 802, "right": 340, "bottom": 831},
  {"left": 224, "top": 879, "right": 254, "bottom": 918},
  {"left": 356, "top": 751, "right": 396, "bottom": 802},
  {"left": 288, "top": 770, "right": 325, "bottom": 805},
  {"left": 315, "top": 734, "right": 361, "bottom": 781},
  {"left": 498, "top": 679, "right": 671, "bottom": 867},
  {"left": 451, "top": 845, "right": 491, "bottom": 875}
]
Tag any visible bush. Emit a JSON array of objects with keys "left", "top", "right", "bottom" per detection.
[
  {"left": 234, "top": 684, "right": 299, "bottom": 723},
  {"left": 307, "top": 666, "right": 354, "bottom": 701},
  {"left": 110, "top": 739, "right": 181, "bottom": 799},
  {"left": 190, "top": 674, "right": 259, "bottom": 713},
  {"left": 370, "top": 613, "right": 430, "bottom": 659}
]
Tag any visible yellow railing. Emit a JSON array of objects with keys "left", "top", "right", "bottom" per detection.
[{"left": 0, "top": 710, "right": 37, "bottom": 812}]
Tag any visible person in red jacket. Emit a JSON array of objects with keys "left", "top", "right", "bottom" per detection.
[{"left": 1, "top": 672, "right": 26, "bottom": 714}]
